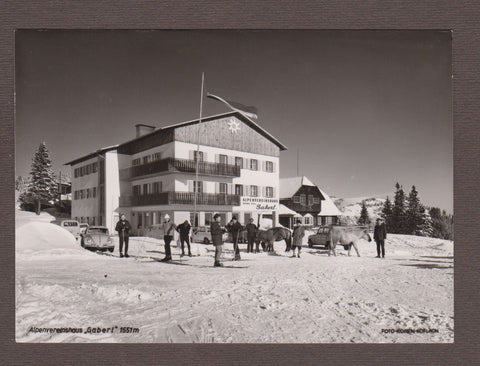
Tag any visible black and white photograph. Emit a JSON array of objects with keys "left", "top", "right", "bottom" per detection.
[{"left": 15, "top": 30, "right": 453, "bottom": 343}]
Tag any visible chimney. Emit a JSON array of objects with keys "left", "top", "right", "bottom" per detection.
[{"left": 135, "top": 123, "right": 156, "bottom": 137}]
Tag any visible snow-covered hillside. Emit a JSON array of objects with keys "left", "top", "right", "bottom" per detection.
[
  {"left": 15, "top": 208, "right": 453, "bottom": 343},
  {"left": 334, "top": 196, "right": 386, "bottom": 224}
]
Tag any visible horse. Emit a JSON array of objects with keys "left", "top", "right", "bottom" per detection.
[
  {"left": 256, "top": 227, "right": 292, "bottom": 252},
  {"left": 328, "top": 226, "right": 371, "bottom": 257}
]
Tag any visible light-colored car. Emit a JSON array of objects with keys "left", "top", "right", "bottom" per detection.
[
  {"left": 80, "top": 226, "right": 115, "bottom": 252},
  {"left": 191, "top": 226, "right": 230, "bottom": 244},
  {"left": 60, "top": 219, "right": 80, "bottom": 238},
  {"left": 191, "top": 226, "right": 213, "bottom": 244}
]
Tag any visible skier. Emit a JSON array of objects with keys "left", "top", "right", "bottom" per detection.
[
  {"left": 245, "top": 217, "right": 258, "bottom": 253},
  {"left": 115, "top": 214, "right": 131, "bottom": 258},
  {"left": 160, "top": 214, "right": 176, "bottom": 262},
  {"left": 226, "top": 216, "right": 243, "bottom": 260},
  {"left": 291, "top": 219, "right": 305, "bottom": 258},
  {"left": 176, "top": 220, "right": 192, "bottom": 257},
  {"left": 374, "top": 218, "right": 387, "bottom": 258},
  {"left": 211, "top": 213, "right": 225, "bottom": 267}
]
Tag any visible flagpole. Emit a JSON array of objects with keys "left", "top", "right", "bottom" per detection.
[{"left": 193, "top": 72, "right": 205, "bottom": 228}]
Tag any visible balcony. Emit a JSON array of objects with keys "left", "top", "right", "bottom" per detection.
[
  {"left": 119, "top": 192, "right": 241, "bottom": 207},
  {"left": 123, "top": 157, "right": 241, "bottom": 179}
]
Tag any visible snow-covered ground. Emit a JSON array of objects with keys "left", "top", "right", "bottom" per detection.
[{"left": 16, "top": 212, "right": 453, "bottom": 343}]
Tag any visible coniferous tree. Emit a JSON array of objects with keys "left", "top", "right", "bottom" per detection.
[
  {"left": 430, "top": 207, "right": 454, "bottom": 240},
  {"left": 357, "top": 200, "right": 370, "bottom": 226},
  {"left": 381, "top": 196, "right": 393, "bottom": 232},
  {"left": 391, "top": 183, "right": 406, "bottom": 233},
  {"left": 21, "top": 142, "right": 57, "bottom": 214},
  {"left": 417, "top": 205, "right": 433, "bottom": 237},
  {"left": 406, "top": 185, "right": 422, "bottom": 235}
]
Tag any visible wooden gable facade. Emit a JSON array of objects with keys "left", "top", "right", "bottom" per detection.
[
  {"left": 280, "top": 185, "right": 325, "bottom": 216},
  {"left": 174, "top": 115, "right": 282, "bottom": 157}
]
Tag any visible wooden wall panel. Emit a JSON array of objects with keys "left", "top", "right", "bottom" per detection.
[{"left": 174, "top": 116, "right": 281, "bottom": 157}]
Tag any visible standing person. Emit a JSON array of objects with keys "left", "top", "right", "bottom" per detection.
[
  {"left": 176, "top": 220, "right": 192, "bottom": 257},
  {"left": 161, "top": 214, "right": 176, "bottom": 262},
  {"left": 115, "top": 214, "right": 131, "bottom": 258},
  {"left": 245, "top": 217, "right": 258, "bottom": 253},
  {"left": 227, "top": 216, "right": 243, "bottom": 260},
  {"left": 211, "top": 213, "right": 225, "bottom": 267},
  {"left": 374, "top": 218, "right": 387, "bottom": 258},
  {"left": 291, "top": 219, "right": 305, "bottom": 258}
]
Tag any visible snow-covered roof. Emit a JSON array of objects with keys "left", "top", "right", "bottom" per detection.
[
  {"left": 279, "top": 176, "right": 316, "bottom": 199},
  {"left": 279, "top": 204, "right": 298, "bottom": 216},
  {"left": 317, "top": 188, "right": 342, "bottom": 216}
]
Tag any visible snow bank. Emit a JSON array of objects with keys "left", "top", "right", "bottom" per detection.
[
  {"left": 16, "top": 210, "right": 55, "bottom": 228},
  {"left": 15, "top": 222, "right": 94, "bottom": 260}
]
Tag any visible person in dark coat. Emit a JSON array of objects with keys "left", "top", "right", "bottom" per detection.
[
  {"left": 291, "top": 219, "right": 305, "bottom": 258},
  {"left": 374, "top": 218, "right": 387, "bottom": 258},
  {"left": 211, "top": 213, "right": 225, "bottom": 267},
  {"left": 115, "top": 214, "right": 131, "bottom": 258},
  {"left": 245, "top": 218, "right": 259, "bottom": 253},
  {"left": 176, "top": 220, "right": 192, "bottom": 257},
  {"left": 160, "top": 214, "right": 176, "bottom": 262},
  {"left": 227, "top": 216, "right": 243, "bottom": 260}
]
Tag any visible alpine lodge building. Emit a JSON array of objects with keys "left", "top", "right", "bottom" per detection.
[{"left": 65, "top": 112, "right": 287, "bottom": 235}]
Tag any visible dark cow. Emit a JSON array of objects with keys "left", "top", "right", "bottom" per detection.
[{"left": 256, "top": 227, "right": 292, "bottom": 252}]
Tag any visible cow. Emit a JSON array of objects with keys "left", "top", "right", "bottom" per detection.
[
  {"left": 328, "top": 226, "right": 371, "bottom": 257},
  {"left": 256, "top": 227, "right": 292, "bottom": 252}
]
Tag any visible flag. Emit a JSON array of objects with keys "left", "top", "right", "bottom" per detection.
[{"left": 206, "top": 93, "right": 258, "bottom": 119}]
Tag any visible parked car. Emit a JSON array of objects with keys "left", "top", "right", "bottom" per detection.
[
  {"left": 80, "top": 226, "right": 115, "bottom": 252},
  {"left": 79, "top": 223, "right": 89, "bottom": 235},
  {"left": 191, "top": 226, "right": 213, "bottom": 244},
  {"left": 191, "top": 226, "right": 230, "bottom": 244},
  {"left": 60, "top": 219, "right": 80, "bottom": 239},
  {"left": 307, "top": 225, "right": 369, "bottom": 250},
  {"left": 307, "top": 226, "right": 331, "bottom": 248}
]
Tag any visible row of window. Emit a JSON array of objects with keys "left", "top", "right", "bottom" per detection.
[
  {"left": 131, "top": 150, "right": 275, "bottom": 172},
  {"left": 73, "top": 187, "right": 97, "bottom": 200},
  {"left": 133, "top": 181, "right": 163, "bottom": 196},
  {"left": 74, "top": 216, "right": 99, "bottom": 225},
  {"left": 132, "top": 152, "right": 163, "bottom": 166},
  {"left": 74, "top": 162, "right": 98, "bottom": 178},
  {"left": 132, "top": 181, "right": 275, "bottom": 198},
  {"left": 292, "top": 194, "right": 320, "bottom": 206}
]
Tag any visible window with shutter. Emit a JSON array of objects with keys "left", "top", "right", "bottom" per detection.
[
  {"left": 266, "top": 161, "right": 274, "bottom": 172},
  {"left": 250, "top": 159, "right": 258, "bottom": 171},
  {"left": 219, "top": 154, "right": 228, "bottom": 165},
  {"left": 293, "top": 196, "right": 300, "bottom": 203},
  {"left": 219, "top": 183, "right": 227, "bottom": 194},
  {"left": 235, "top": 184, "right": 243, "bottom": 196},
  {"left": 300, "top": 194, "right": 306, "bottom": 205},
  {"left": 235, "top": 156, "right": 243, "bottom": 168},
  {"left": 251, "top": 185, "right": 258, "bottom": 197}
]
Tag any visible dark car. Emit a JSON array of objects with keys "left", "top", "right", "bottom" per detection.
[
  {"left": 81, "top": 226, "right": 115, "bottom": 252},
  {"left": 307, "top": 226, "right": 331, "bottom": 248}
]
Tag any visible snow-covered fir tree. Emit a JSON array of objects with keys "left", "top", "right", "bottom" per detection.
[
  {"left": 21, "top": 142, "right": 57, "bottom": 214},
  {"left": 357, "top": 200, "right": 370, "bottom": 226},
  {"left": 381, "top": 196, "right": 393, "bottom": 233},
  {"left": 391, "top": 183, "right": 406, "bottom": 234},
  {"left": 417, "top": 205, "right": 434, "bottom": 237},
  {"left": 406, "top": 185, "right": 423, "bottom": 235}
]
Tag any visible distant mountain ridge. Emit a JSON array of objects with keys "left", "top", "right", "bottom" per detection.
[{"left": 334, "top": 196, "right": 387, "bottom": 224}]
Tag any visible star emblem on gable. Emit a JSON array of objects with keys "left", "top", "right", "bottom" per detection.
[{"left": 228, "top": 119, "right": 241, "bottom": 134}]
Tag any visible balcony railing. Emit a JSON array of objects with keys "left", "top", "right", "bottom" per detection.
[
  {"left": 125, "top": 157, "right": 241, "bottom": 179},
  {"left": 119, "top": 192, "right": 241, "bottom": 207}
]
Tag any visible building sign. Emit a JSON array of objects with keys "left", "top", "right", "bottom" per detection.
[{"left": 239, "top": 197, "right": 278, "bottom": 212}]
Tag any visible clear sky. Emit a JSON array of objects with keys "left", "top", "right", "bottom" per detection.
[{"left": 15, "top": 30, "right": 452, "bottom": 212}]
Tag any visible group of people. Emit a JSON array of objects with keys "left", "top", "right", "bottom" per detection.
[
  {"left": 114, "top": 213, "right": 388, "bottom": 266},
  {"left": 114, "top": 213, "right": 263, "bottom": 266},
  {"left": 114, "top": 213, "right": 192, "bottom": 261}
]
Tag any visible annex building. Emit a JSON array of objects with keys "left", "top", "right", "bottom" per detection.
[
  {"left": 65, "top": 112, "right": 287, "bottom": 235},
  {"left": 279, "top": 176, "right": 341, "bottom": 228}
]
